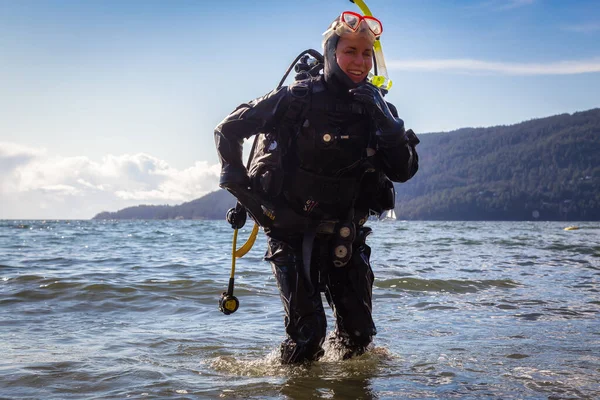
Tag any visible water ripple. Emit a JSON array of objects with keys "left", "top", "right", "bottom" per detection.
[
  {"left": 1, "top": 220, "right": 599, "bottom": 399},
  {"left": 376, "top": 277, "right": 521, "bottom": 293}
]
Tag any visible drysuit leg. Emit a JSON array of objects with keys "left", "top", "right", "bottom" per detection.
[
  {"left": 265, "top": 235, "right": 327, "bottom": 364},
  {"left": 325, "top": 228, "right": 377, "bottom": 359}
]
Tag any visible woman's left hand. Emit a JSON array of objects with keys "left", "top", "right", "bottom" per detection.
[
  {"left": 349, "top": 83, "right": 396, "bottom": 126},
  {"left": 350, "top": 83, "right": 407, "bottom": 147}
]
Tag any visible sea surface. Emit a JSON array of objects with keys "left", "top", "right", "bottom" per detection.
[{"left": 1, "top": 219, "right": 599, "bottom": 399}]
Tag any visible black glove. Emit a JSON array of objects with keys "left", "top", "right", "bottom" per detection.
[
  {"left": 221, "top": 174, "right": 273, "bottom": 228},
  {"left": 226, "top": 203, "right": 247, "bottom": 229},
  {"left": 406, "top": 128, "right": 421, "bottom": 146},
  {"left": 349, "top": 83, "right": 407, "bottom": 148},
  {"left": 219, "top": 164, "right": 251, "bottom": 193}
]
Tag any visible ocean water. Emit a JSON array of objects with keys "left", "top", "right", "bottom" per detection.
[{"left": 1, "top": 219, "right": 599, "bottom": 399}]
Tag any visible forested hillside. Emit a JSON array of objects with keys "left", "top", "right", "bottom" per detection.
[
  {"left": 93, "top": 108, "right": 600, "bottom": 221},
  {"left": 397, "top": 108, "right": 599, "bottom": 220}
]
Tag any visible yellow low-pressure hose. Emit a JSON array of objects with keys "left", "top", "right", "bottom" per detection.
[
  {"left": 229, "top": 223, "right": 259, "bottom": 280},
  {"left": 234, "top": 223, "right": 259, "bottom": 258}
]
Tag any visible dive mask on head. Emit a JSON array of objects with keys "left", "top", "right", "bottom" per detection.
[
  {"left": 339, "top": 11, "right": 383, "bottom": 37},
  {"left": 322, "top": 11, "right": 383, "bottom": 43}
]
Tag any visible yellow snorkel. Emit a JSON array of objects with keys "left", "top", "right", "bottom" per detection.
[{"left": 350, "top": 0, "right": 393, "bottom": 92}]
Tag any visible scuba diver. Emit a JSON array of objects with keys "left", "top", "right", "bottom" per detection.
[{"left": 214, "top": 10, "right": 420, "bottom": 364}]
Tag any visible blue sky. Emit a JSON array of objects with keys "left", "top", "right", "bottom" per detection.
[{"left": 1, "top": 0, "right": 599, "bottom": 219}]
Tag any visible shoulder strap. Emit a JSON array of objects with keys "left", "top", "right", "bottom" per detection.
[{"left": 280, "top": 78, "right": 313, "bottom": 129}]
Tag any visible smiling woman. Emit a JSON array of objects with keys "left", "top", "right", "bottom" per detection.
[
  {"left": 335, "top": 34, "right": 374, "bottom": 83},
  {"left": 214, "top": 7, "right": 420, "bottom": 365},
  {"left": 323, "top": 11, "right": 378, "bottom": 84}
]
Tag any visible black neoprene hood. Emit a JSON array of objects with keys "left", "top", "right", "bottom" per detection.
[{"left": 323, "top": 32, "right": 364, "bottom": 92}]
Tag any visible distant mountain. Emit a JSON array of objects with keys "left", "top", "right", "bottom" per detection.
[
  {"left": 93, "top": 108, "right": 600, "bottom": 221},
  {"left": 93, "top": 190, "right": 236, "bottom": 220},
  {"left": 397, "top": 108, "right": 600, "bottom": 220}
]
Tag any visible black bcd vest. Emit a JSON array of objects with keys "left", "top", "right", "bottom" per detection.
[{"left": 248, "top": 77, "right": 395, "bottom": 225}]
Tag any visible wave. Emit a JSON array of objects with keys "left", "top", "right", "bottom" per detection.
[
  {"left": 0, "top": 274, "right": 225, "bottom": 308},
  {"left": 544, "top": 243, "right": 600, "bottom": 255},
  {"left": 375, "top": 277, "right": 521, "bottom": 293}
]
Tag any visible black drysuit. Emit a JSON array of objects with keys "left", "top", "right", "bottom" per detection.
[{"left": 215, "top": 75, "right": 419, "bottom": 364}]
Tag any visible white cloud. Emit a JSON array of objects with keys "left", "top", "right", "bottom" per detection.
[
  {"left": 0, "top": 141, "right": 46, "bottom": 171},
  {"left": 39, "top": 184, "right": 80, "bottom": 196},
  {"left": 386, "top": 58, "right": 600, "bottom": 75},
  {"left": 471, "top": 0, "right": 535, "bottom": 11},
  {"left": 561, "top": 23, "right": 600, "bottom": 33},
  {"left": 0, "top": 142, "right": 221, "bottom": 219},
  {"left": 501, "top": 0, "right": 535, "bottom": 10}
]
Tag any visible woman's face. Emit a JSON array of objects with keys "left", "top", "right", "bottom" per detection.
[{"left": 335, "top": 33, "right": 374, "bottom": 84}]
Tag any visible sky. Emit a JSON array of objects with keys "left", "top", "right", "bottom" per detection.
[{"left": 1, "top": 0, "right": 599, "bottom": 219}]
